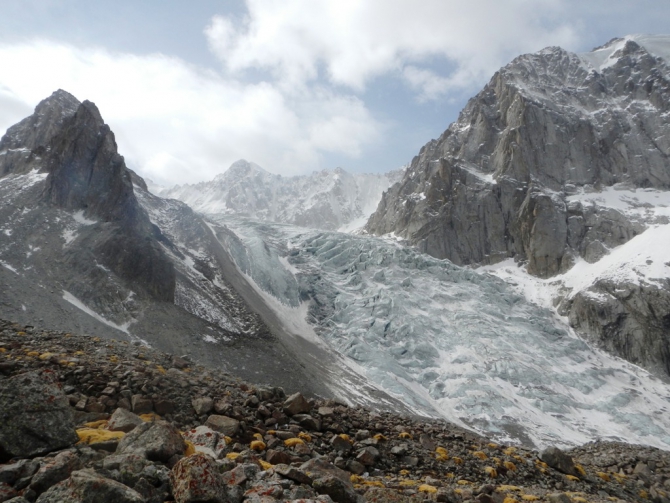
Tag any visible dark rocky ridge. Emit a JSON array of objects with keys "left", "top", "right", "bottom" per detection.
[
  {"left": 1, "top": 319, "right": 669, "bottom": 503},
  {"left": 365, "top": 37, "right": 670, "bottom": 377}
]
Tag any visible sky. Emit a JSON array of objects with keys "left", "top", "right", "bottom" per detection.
[{"left": 0, "top": 1, "right": 668, "bottom": 186}]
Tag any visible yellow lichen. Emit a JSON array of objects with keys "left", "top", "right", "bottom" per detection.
[
  {"left": 0, "top": 348, "right": 6, "bottom": 353},
  {"left": 639, "top": 489, "right": 649, "bottom": 499},
  {"left": 484, "top": 466, "right": 497, "bottom": 478},
  {"left": 226, "top": 452, "right": 240, "bottom": 460},
  {"left": 350, "top": 475, "right": 364, "bottom": 484},
  {"left": 399, "top": 469, "right": 410, "bottom": 476},
  {"left": 472, "top": 451, "right": 488, "bottom": 460},
  {"left": 373, "top": 433, "right": 387, "bottom": 441},
  {"left": 253, "top": 433, "right": 264, "bottom": 441},
  {"left": 259, "top": 460, "right": 272, "bottom": 470},
  {"left": 184, "top": 440, "right": 196, "bottom": 456},
  {"left": 399, "top": 480, "right": 418, "bottom": 487},
  {"left": 284, "top": 438, "right": 305, "bottom": 447},
  {"left": 488, "top": 443, "right": 499, "bottom": 449},
  {"left": 223, "top": 436, "right": 233, "bottom": 444},
  {"left": 456, "top": 480, "right": 472, "bottom": 486},
  {"left": 17, "top": 331, "right": 26, "bottom": 336},
  {"left": 496, "top": 486, "right": 522, "bottom": 493},
  {"left": 250, "top": 440, "right": 266, "bottom": 451},
  {"left": 418, "top": 485, "right": 437, "bottom": 493},
  {"left": 83, "top": 420, "right": 109, "bottom": 429},
  {"left": 298, "top": 432, "right": 312, "bottom": 442},
  {"left": 398, "top": 432, "right": 412, "bottom": 439},
  {"left": 565, "top": 475, "right": 580, "bottom": 482},
  {"left": 76, "top": 428, "right": 125, "bottom": 445},
  {"left": 364, "top": 481, "right": 385, "bottom": 488},
  {"left": 266, "top": 430, "right": 276, "bottom": 436},
  {"left": 572, "top": 498, "right": 588, "bottom": 503},
  {"left": 503, "top": 447, "right": 517, "bottom": 455},
  {"left": 575, "top": 464, "right": 586, "bottom": 476},
  {"left": 503, "top": 498, "right": 519, "bottom": 503},
  {"left": 109, "top": 355, "right": 118, "bottom": 363},
  {"left": 596, "top": 471, "right": 610, "bottom": 482},
  {"left": 504, "top": 461, "right": 517, "bottom": 471},
  {"left": 612, "top": 473, "right": 626, "bottom": 483},
  {"left": 26, "top": 351, "right": 39, "bottom": 357},
  {"left": 139, "top": 413, "right": 161, "bottom": 422},
  {"left": 521, "top": 496, "right": 539, "bottom": 501},
  {"left": 74, "top": 351, "right": 85, "bottom": 356},
  {"left": 452, "top": 457, "right": 463, "bottom": 465},
  {"left": 155, "top": 365, "right": 166, "bottom": 374}
]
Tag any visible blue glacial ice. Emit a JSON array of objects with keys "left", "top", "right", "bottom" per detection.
[{"left": 211, "top": 215, "right": 670, "bottom": 449}]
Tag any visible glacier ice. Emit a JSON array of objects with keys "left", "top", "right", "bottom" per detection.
[{"left": 211, "top": 215, "right": 670, "bottom": 450}]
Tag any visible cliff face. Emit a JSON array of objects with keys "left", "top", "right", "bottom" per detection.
[
  {"left": 366, "top": 36, "right": 670, "bottom": 377},
  {"left": 367, "top": 38, "right": 670, "bottom": 276}
]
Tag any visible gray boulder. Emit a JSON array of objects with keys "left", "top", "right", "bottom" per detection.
[
  {"left": 107, "top": 408, "right": 143, "bottom": 433},
  {"left": 116, "top": 421, "right": 185, "bottom": 462},
  {"left": 169, "top": 453, "right": 228, "bottom": 503},
  {"left": 205, "top": 415, "right": 240, "bottom": 437},
  {"left": 35, "top": 469, "right": 144, "bottom": 503},
  {"left": 0, "top": 371, "right": 78, "bottom": 462},
  {"left": 283, "top": 392, "right": 311, "bottom": 416},
  {"left": 539, "top": 446, "right": 577, "bottom": 476}
]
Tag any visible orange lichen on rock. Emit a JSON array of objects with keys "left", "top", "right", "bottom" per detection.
[
  {"left": 250, "top": 440, "right": 266, "bottom": 451},
  {"left": 76, "top": 428, "right": 125, "bottom": 444},
  {"left": 284, "top": 438, "right": 305, "bottom": 447}
]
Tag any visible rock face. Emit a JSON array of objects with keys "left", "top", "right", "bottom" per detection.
[
  {"left": 366, "top": 35, "right": 670, "bottom": 375},
  {"left": 0, "top": 371, "right": 77, "bottom": 462}
]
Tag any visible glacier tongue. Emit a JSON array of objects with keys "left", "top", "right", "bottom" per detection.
[{"left": 211, "top": 215, "right": 670, "bottom": 450}]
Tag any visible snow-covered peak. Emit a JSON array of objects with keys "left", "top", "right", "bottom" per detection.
[
  {"left": 163, "top": 160, "right": 405, "bottom": 232},
  {"left": 580, "top": 34, "right": 670, "bottom": 71}
]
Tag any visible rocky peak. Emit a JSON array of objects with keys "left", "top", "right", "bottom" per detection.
[{"left": 42, "top": 99, "right": 138, "bottom": 224}]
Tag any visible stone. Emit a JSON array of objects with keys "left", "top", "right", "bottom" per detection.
[
  {"left": 284, "top": 393, "right": 311, "bottom": 416},
  {"left": 131, "top": 395, "right": 153, "bottom": 415},
  {"left": 222, "top": 463, "right": 260, "bottom": 486},
  {"left": 330, "top": 435, "right": 353, "bottom": 453},
  {"left": 205, "top": 415, "right": 240, "bottom": 437},
  {"left": 346, "top": 460, "right": 365, "bottom": 475},
  {"left": 547, "top": 494, "right": 572, "bottom": 503},
  {"left": 318, "top": 407, "right": 335, "bottom": 417},
  {"left": 192, "top": 397, "right": 214, "bottom": 415},
  {"left": 0, "top": 459, "right": 39, "bottom": 485},
  {"left": 102, "top": 453, "right": 149, "bottom": 487},
  {"left": 312, "top": 476, "right": 359, "bottom": 503},
  {"left": 116, "top": 420, "right": 185, "bottom": 462},
  {"left": 35, "top": 469, "right": 144, "bottom": 503},
  {"left": 107, "top": 408, "right": 143, "bottom": 433},
  {"left": 266, "top": 449, "right": 292, "bottom": 465},
  {"left": 0, "top": 371, "right": 78, "bottom": 462},
  {"left": 0, "top": 482, "right": 17, "bottom": 502},
  {"left": 292, "top": 414, "right": 321, "bottom": 431},
  {"left": 153, "top": 399, "right": 175, "bottom": 415},
  {"left": 170, "top": 453, "right": 228, "bottom": 503},
  {"left": 29, "top": 450, "right": 80, "bottom": 496},
  {"left": 539, "top": 447, "right": 577, "bottom": 476},
  {"left": 275, "top": 464, "right": 313, "bottom": 485},
  {"left": 356, "top": 447, "right": 379, "bottom": 466},
  {"left": 300, "top": 459, "right": 352, "bottom": 486}
]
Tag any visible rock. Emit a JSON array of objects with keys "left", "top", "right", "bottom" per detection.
[
  {"left": 293, "top": 414, "right": 321, "bottom": 431},
  {"left": 356, "top": 447, "right": 379, "bottom": 466},
  {"left": 102, "top": 453, "right": 150, "bottom": 487},
  {"left": 153, "top": 399, "right": 175, "bottom": 416},
  {"left": 284, "top": 393, "right": 311, "bottom": 416},
  {"left": 131, "top": 395, "right": 153, "bottom": 415},
  {"left": 116, "top": 420, "right": 185, "bottom": 462},
  {"left": 205, "top": 415, "right": 240, "bottom": 437},
  {"left": 539, "top": 447, "right": 577, "bottom": 476},
  {"left": 170, "top": 453, "right": 228, "bottom": 503},
  {"left": 192, "top": 397, "right": 214, "bottom": 415},
  {"left": 107, "top": 408, "right": 143, "bottom": 433},
  {"left": 28, "top": 450, "right": 80, "bottom": 496},
  {"left": 547, "top": 493, "right": 572, "bottom": 503},
  {"left": 35, "top": 469, "right": 144, "bottom": 503},
  {"left": 0, "top": 459, "right": 39, "bottom": 485},
  {"left": 275, "top": 464, "right": 313, "bottom": 485},
  {"left": 222, "top": 463, "right": 260, "bottom": 486},
  {"left": 300, "top": 459, "right": 352, "bottom": 486},
  {"left": 0, "top": 482, "right": 17, "bottom": 502},
  {"left": 266, "top": 449, "right": 292, "bottom": 465},
  {"left": 0, "top": 371, "right": 78, "bottom": 462},
  {"left": 365, "top": 487, "right": 424, "bottom": 503},
  {"left": 312, "top": 476, "right": 359, "bottom": 503},
  {"left": 318, "top": 407, "right": 335, "bottom": 417},
  {"left": 346, "top": 460, "right": 365, "bottom": 475},
  {"left": 330, "top": 435, "right": 353, "bottom": 453}
]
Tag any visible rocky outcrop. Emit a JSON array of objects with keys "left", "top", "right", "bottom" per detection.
[
  {"left": 366, "top": 35, "right": 670, "bottom": 374},
  {"left": 2, "top": 319, "right": 670, "bottom": 502}
]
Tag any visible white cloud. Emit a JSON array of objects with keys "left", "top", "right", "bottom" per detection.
[
  {"left": 205, "top": 0, "right": 581, "bottom": 99},
  {"left": 0, "top": 40, "right": 382, "bottom": 185}
]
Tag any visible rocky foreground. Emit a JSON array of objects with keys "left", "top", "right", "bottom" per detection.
[{"left": 0, "top": 320, "right": 668, "bottom": 503}]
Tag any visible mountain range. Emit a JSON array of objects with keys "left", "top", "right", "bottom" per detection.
[{"left": 1, "top": 34, "right": 670, "bottom": 452}]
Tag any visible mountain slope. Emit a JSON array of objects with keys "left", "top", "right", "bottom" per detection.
[
  {"left": 161, "top": 160, "right": 404, "bottom": 232},
  {"left": 366, "top": 34, "right": 670, "bottom": 377}
]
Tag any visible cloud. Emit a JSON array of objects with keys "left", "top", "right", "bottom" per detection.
[
  {"left": 0, "top": 40, "right": 382, "bottom": 185},
  {"left": 205, "top": 0, "right": 581, "bottom": 99}
]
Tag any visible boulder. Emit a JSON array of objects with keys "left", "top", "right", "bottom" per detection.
[
  {"left": 313, "top": 476, "right": 359, "bottom": 503},
  {"left": 29, "top": 450, "right": 80, "bottom": 496},
  {"left": 0, "top": 371, "right": 78, "bottom": 461},
  {"left": 116, "top": 420, "right": 185, "bottom": 462},
  {"left": 283, "top": 393, "right": 311, "bottom": 416},
  {"left": 35, "top": 469, "right": 144, "bottom": 503},
  {"left": 539, "top": 447, "right": 577, "bottom": 476},
  {"left": 300, "top": 458, "right": 352, "bottom": 486},
  {"left": 107, "top": 408, "right": 143, "bottom": 433},
  {"left": 205, "top": 415, "right": 240, "bottom": 437},
  {"left": 170, "top": 453, "right": 228, "bottom": 503},
  {"left": 192, "top": 397, "right": 214, "bottom": 416}
]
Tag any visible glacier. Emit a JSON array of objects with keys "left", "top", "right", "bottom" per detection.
[{"left": 208, "top": 214, "right": 670, "bottom": 450}]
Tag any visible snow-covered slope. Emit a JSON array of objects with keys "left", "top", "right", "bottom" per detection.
[
  {"left": 206, "top": 214, "right": 670, "bottom": 450},
  {"left": 160, "top": 160, "right": 404, "bottom": 232}
]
